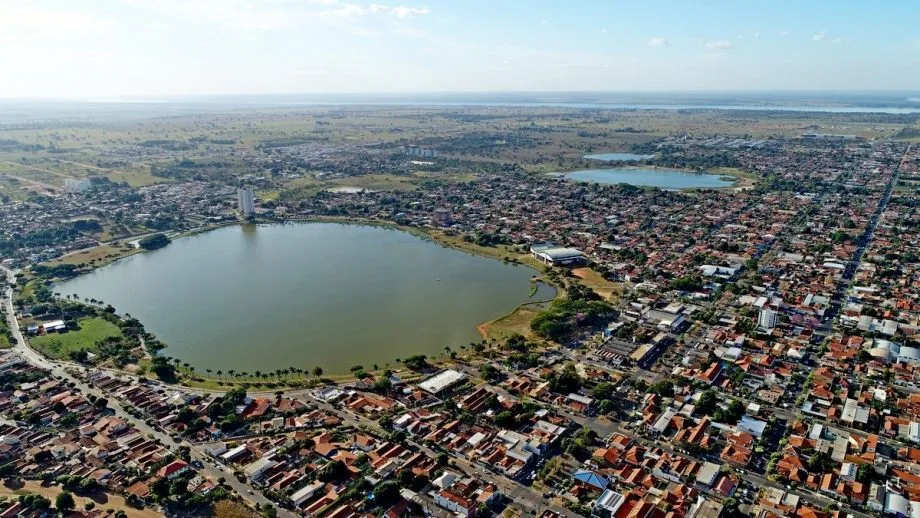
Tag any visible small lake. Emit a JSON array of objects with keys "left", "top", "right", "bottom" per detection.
[
  {"left": 56, "top": 223, "right": 554, "bottom": 373},
  {"left": 565, "top": 167, "right": 735, "bottom": 189},
  {"left": 584, "top": 153, "right": 655, "bottom": 162}
]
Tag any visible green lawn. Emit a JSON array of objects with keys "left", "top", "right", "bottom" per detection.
[
  {"left": 30, "top": 317, "right": 122, "bottom": 359},
  {"left": 0, "top": 315, "right": 11, "bottom": 349}
]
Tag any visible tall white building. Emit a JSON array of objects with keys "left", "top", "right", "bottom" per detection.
[
  {"left": 237, "top": 187, "right": 255, "bottom": 217},
  {"left": 64, "top": 178, "right": 92, "bottom": 193},
  {"left": 758, "top": 308, "right": 778, "bottom": 330}
]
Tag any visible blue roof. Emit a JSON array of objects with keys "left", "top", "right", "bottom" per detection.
[{"left": 573, "top": 469, "right": 609, "bottom": 490}]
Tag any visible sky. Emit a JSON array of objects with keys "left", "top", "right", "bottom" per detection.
[{"left": 1, "top": 0, "right": 919, "bottom": 98}]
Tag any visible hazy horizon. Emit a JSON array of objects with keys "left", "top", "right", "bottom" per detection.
[{"left": 2, "top": 1, "right": 919, "bottom": 99}]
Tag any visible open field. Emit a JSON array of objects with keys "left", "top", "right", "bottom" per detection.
[
  {"left": 478, "top": 303, "right": 544, "bottom": 341},
  {"left": 44, "top": 244, "right": 139, "bottom": 268},
  {"left": 571, "top": 267, "right": 622, "bottom": 302},
  {"left": 0, "top": 480, "right": 162, "bottom": 518},
  {"left": 30, "top": 317, "right": 123, "bottom": 359},
  {"left": 1, "top": 106, "right": 911, "bottom": 195}
]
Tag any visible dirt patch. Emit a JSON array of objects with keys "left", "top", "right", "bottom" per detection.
[{"left": 0, "top": 480, "right": 162, "bottom": 518}]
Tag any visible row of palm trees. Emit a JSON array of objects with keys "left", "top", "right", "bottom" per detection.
[
  {"left": 161, "top": 356, "right": 326, "bottom": 382},
  {"left": 57, "top": 293, "right": 106, "bottom": 306}
]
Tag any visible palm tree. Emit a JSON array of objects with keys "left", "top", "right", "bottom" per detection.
[
  {"left": 216, "top": 370, "right": 222, "bottom": 379},
  {"left": 206, "top": 369, "right": 212, "bottom": 377},
  {"left": 227, "top": 370, "right": 235, "bottom": 379},
  {"left": 254, "top": 370, "right": 262, "bottom": 380},
  {"left": 312, "top": 367, "right": 323, "bottom": 377}
]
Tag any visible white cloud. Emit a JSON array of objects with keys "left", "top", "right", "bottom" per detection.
[
  {"left": 648, "top": 37, "right": 670, "bottom": 48},
  {"left": 779, "top": 30, "right": 789, "bottom": 37},
  {"left": 320, "top": 3, "right": 429, "bottom": 18},
  {"left": 705, "top": 40, "right": 733, "bottom": 51},
  {"left": 0, "top": 3, "right": 113, "bottom": 43},
  {"left": 813, "top": 30, "right": 845, "bottom": 44},
  {"left": 753, "top": 32, "right": 760, "bottom": 39},
  {"left": 601, "top": 28, "right": 607, "bottom": 34}
]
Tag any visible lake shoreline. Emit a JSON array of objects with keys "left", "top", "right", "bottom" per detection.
[
  {"left": 43, "top": 217, "right": 557, "bottom": 376},
  {"left": 553, "top": 164, "right": 747, "bottom": 190}
]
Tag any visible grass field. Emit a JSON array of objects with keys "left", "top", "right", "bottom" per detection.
[
  {"left": 44, "top": 244, "right": 138, "bottom": 268},
  {"left": 571, "top": 267, "right": 622, "bottom": 302},
  {"left": 30, "top": 317, "right": 123, "bottom": 359},
  {"left": 478, "top": 303, "right": 545, "bottom": 341}
]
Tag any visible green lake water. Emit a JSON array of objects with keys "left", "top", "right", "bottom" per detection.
[{"left": 56, "top": 223, "right": 554, "bottom": 373}]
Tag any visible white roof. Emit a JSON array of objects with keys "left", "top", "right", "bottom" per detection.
[
  {"left": 243, "top": 457, "right": 277, "bottom": 476},
  {"left": 539, "top": 247, "right": 584, "bottom": 260},
  {"left": 696, "top": 462, "right": 720, "bottom": 486},
  {"left": 595, "top": 489, "right": 625, "bottom": 513},
  {"left": 418, "top": 369, "right": 466, "bottom": 394},
  {"left": 432, "top": 472, "right": 457, "bottom": 489},
  {"left": 221, "top": 444, "right": 248, "bottom": 460},
  {"left": 291, "top": 481, "right": 324, "bottom": 505}
]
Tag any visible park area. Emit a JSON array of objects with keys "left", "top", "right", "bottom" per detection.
[{"left": 30, "top": 317, "right": 123, "bottom": 359}]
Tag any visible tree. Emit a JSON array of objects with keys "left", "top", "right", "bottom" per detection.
[
  {"left": 591, "top": 382, "right": 616, "bottom": 401},
  {"left": 318, "top": 460, "right": 347, "bottom": 482},
  {"left": 56, "top": 491, "right": 75, "bottom": 513},
  {"left": 495, "top": 410, "right": 517, "bottom": 429},
  {"left": 151, "top": 477, "right": 171, "bottom": 499},
  {"left": 151, "top": 356, "right": 176, "bottom": 380},
  {"left": 808, "top": 451, "right": 833, "bottom": 473},
  {"left": 479, "top": 364, "right": 501, "bottom": 381},
  {"left": 722, "top": 497, "right": 739, "bottom": 516},
  {"left": 312, "top": 367, "right": 323, "bottom": 377},
  {"left": 373, "top": 481, "right": 400, "bottom": 507},
  {"left": 403, "top": 355, "right": 428, "bottom": 371},
  {"left": 648, "top": 379, "right": 674, "bottom": 397},
  {"left": 856, "top": 463, "right": 874, "bottom": 483},
  {"left": 696, "top": 390, "right": 718, "bottom": 416},
  {"left": 546, "top": 364, "right": 582, "bottom": 394},
  {"left": 139, "top": 233, "right": 170, "bottom": 250}
]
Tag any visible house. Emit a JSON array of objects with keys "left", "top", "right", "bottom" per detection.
[
  {"left": 157, "top": 460, "right": 189, "bottom": 480},
  {"left": 572, "top": 469, "right": 609, "bottom": 491},
  {"left": 594, "top": 490, "right": 626, "bottom": 515},
  {"left": 291, "top": 481, "right": 325, "bottom": 507},
  {"left": 243, "top": 457, "right": 278, "bottom": 482},
  {"left": 695, "top": 462, "right": 720, "bottom": 488}
]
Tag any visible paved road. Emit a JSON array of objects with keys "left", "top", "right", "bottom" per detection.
[{"left": 1, "top": 266, "right": 293, "bottom": 517}]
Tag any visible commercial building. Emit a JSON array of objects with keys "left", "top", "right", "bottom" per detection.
[
  {"left": 418, "top": 369, "right": 467, "bottom": 394},
  {"left": 237, "top": 186, "right": 255, "bottom": 217},
  {"left": 530, "top": 245, "right": 585, "bottom": 266},
  {"left": 758, "top": 309, "right": 778, "bottom": 330}
]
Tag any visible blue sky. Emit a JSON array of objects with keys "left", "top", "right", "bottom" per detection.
[{"left": 1, "top": 0, "right": 918, "bottom": 98}]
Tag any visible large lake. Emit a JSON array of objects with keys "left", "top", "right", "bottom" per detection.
[
  {"left": 56, "top": 223, "right": 554, "bottom": 373},
  {"left": 565, "top": 167, "right": 735, "bottom": 189}
]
